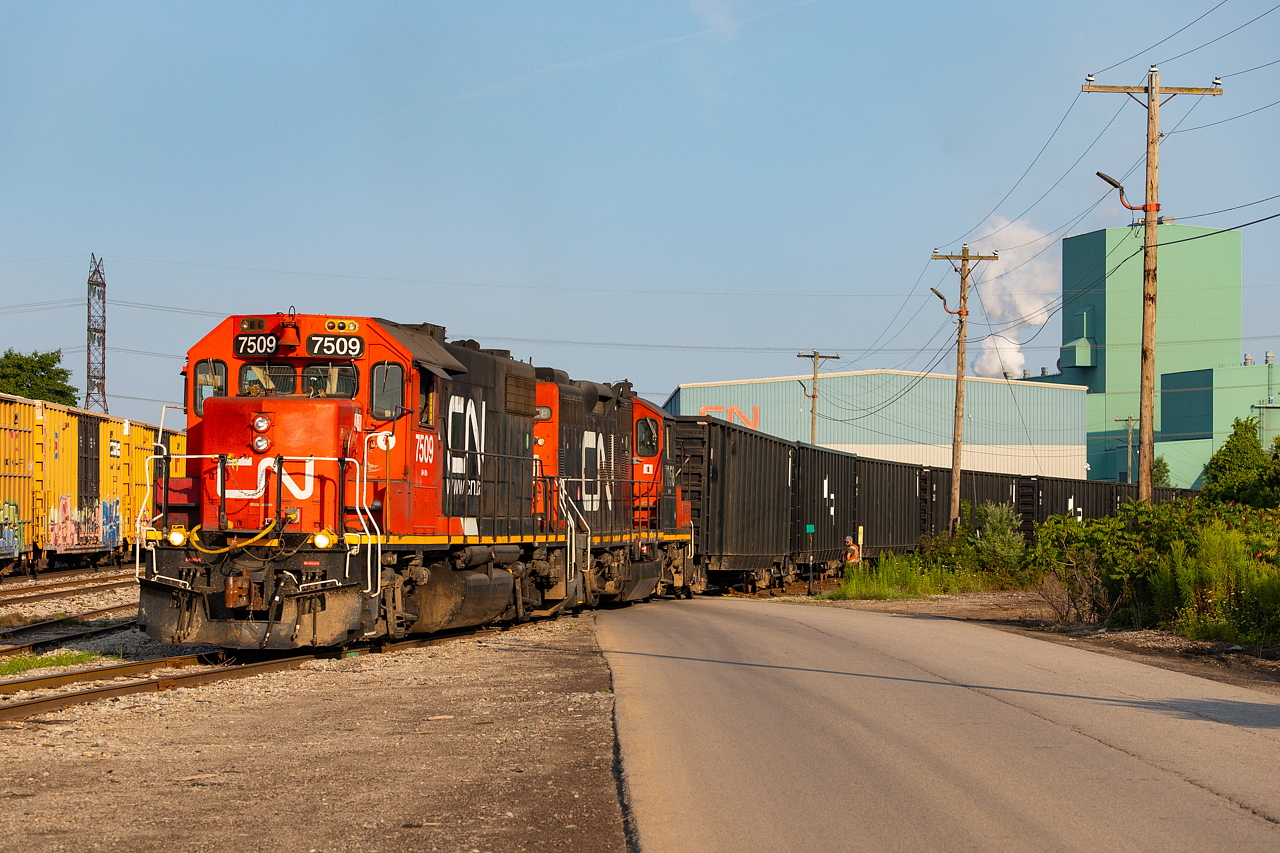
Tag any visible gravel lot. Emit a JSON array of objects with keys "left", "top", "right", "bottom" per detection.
[{"left": 0, "top": 612, "right": 627, "bottom": 853}]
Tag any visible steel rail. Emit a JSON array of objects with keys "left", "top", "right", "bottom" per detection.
[
  {"left": 0, "top": 655, "right": 206, "bottom": 695},
  {"left": 0, "top": 566, "right": 133, "bottom": 588},
  {"left": 0, "top": 620, "right": 139, "bottom": 659},
  {"left": 0, "top": 569, "right": 133, "bottom": 597},
  {"left": 0, "top": 579, "right": 137, "bottom": 606},
  {"left": 0, "top": 604, "right": 137, "bottom": 640},
  {"left": 0, "top": 626, "right": 503, "bottom": 721}
]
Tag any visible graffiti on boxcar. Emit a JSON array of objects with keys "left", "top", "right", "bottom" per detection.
[
  {"left": 46, "top": 495, "right": 122, "bottom": 549},
  {"left": 101, "top": 497, "right": 121, "bottom": 548},
  {"left": 0, "top": 501, "right": 21, "bottom": 558},
  {"left": 47, "top": 495, "right": 77, "bottom": 548}
]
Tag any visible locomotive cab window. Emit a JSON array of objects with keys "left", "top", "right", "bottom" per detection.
[
  {"left": 193, "top": 360, "right": 227, "bottom": 416},
  {"left": 636, "top": 417, "right": 660, "bottom": 458},
  {"left": 371, "top": 362, "right": 405, "bottom": 420},
  {"left": 418, "top": 371, "right": 436, "bottom": 428},
  {"left": 302, "top": 364, "right": 358, "bottom": 398},
  {"left": 240, "top": 363, "right": 297, "bottom": 396}
]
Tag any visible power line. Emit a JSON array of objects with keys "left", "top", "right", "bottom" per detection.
[
  {"left": 942, "top": 91, "right": 1084, "bottom": 246},
  {"left": 1223, "top": 57, "right": 1280, "bottom": 77},
  {"left": 1093, "top": 0, "right": 1232, "bottom": 75},
  {"left": 105, "top": 255, "right": 881, "bottom": 300},
  {"left": 1167, "top": 96, "right": 1280, "bottom": 133},
  {"left": 1157, "top": 1, "right": 1280, "bottom": 66},
  {"left": 1178, "top": 192, "right": 1280, "bottom": 220},
  {"left": 949, "top": 97, "right": 1135, "bottom": 252}
]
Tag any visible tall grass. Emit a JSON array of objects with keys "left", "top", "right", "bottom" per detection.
[
  {"left": 1156, "top": 522, "right": 1280, "bottom": 643},
  {"left": 822, "top": 552, "right": 998, "bottom": 600},
  {"left": 0, "top": 649, "right": 113, "bottom": 678}
]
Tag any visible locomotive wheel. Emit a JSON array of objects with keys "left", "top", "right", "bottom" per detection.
[{"left": 583, "top": 568, "right": 600, "bottom": 609}]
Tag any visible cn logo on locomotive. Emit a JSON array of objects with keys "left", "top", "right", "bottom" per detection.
[
  {"left": 446, "top": 395, "right": 485, "bottom": 496},
  {"left": 219, "top": 457, "right": 316, "bottom": 500}
]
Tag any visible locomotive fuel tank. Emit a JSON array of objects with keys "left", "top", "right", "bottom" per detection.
[{"left": 407, "top": 563, "right": 516, "bottom": 633}]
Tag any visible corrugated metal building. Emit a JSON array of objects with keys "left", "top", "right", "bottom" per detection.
[{"left": 665, "top": 369, "right": 1088, "bottom": 478}]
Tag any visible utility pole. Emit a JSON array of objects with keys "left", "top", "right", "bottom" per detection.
[
  {"left": 796, "top": 350, "right": 840, "bottom": 445},
  {"left": 1085, "top": 67, "right": 1221, "bottom": 501},
  {"left": 931, "top": 244, "right": 997, "bottom": 532},
  {"left": 84, "top": 255, "right": 108, "bottom": 413},
  {"left": 1115, "top": 415, "right": 1137, "bottom": 484}
]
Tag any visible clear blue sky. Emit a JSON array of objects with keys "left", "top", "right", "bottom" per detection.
[{"left": 2, "top": 0, "right": 1277, "bottom": 423}]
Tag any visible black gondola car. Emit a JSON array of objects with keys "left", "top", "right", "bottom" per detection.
[{"left": 673, "top": 417, "right": 793, "bottom": 590}]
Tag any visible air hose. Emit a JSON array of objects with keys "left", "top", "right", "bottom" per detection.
[{"left": 189, "top": 519, "right": 278, "bottom": 555}]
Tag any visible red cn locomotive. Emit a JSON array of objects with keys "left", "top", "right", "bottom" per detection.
[{"left": 138, "top": 312, "right": 701, "bottom": 649}]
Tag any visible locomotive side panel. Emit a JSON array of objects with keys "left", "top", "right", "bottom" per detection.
[{"left": 437, "top": 344, "right": 537, "bottom": 540}]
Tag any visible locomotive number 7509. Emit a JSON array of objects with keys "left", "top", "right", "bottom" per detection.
[
  {"left": 306, "top": 335, "right": 365, "bottom": 357},
  {"left": 233, "top": 334, "right": 279, "bottom": 356}
]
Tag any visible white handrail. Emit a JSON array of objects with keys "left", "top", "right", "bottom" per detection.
[{"left": 136, "top": 452, "right": 371, "bottom": 587}]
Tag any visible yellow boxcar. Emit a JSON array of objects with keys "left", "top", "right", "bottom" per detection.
[
  {"left": 0, "top": 394, "right": 38, "bottom": 570},
  {"left": 0, "top": 392, "right": 186, "bottom": 574},
  {"left": 35, "top": 401, "right": 81, "bottom": 557}
]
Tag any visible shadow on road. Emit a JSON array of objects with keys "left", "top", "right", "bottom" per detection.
[{"left": 590, "top": 646, "right": 1280, "bottom": 729}]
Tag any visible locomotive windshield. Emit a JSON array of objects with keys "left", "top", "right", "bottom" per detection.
[
  {"left": 240, "top": 363, "right": 297, "bottom": 395},
  {"left": 302, "top": 364, "right": 358, "bottom": 398},
  {"left": 236, "top": 362, "right": 358, "bottom": 399}
]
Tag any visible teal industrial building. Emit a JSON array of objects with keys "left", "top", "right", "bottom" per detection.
[
  {"left": 664, "top": 370, "right": 1088, "bottom": 478},
  {"left": 1029, "top": 223, "right": 1264, "bottom": 488}
]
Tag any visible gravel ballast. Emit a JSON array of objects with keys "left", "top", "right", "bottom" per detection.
[{"left": 0, "top": 612, "right": 626, "bottom": 853}]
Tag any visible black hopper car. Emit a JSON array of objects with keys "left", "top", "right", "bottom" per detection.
[{"left": 672, "top": 415, "right": 1194, "bottom": 592}]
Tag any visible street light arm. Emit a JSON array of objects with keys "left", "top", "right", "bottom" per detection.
[
  {"left": 930, "top": 287, "right": 967, "bottom": 316},
  {"left": 1096, "top": 171, "right": 1156, "bottom": 212}
]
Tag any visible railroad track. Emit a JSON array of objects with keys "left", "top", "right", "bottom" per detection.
[
  {"left": 0, "top": 565, "right": 131, "bottom": 586},
  {"left": 0, "top": 620, "right": 140, "bottom": 660},
  {"left": 0, "top": 605, "right": 139, "bottom": 659},
  {"left": 0, "top": 628, "right": 500, "bottom": 722},
  {"left": 0, "top": 573, "right": 137, "bottom": 606}
]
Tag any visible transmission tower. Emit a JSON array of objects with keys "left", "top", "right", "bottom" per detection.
[{"left": 84, "top": 254, "right": 108, "bottom": 413}]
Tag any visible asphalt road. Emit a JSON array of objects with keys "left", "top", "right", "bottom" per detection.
[{"left": 597, "top": 598, "right": 1280, "bottom": 853}]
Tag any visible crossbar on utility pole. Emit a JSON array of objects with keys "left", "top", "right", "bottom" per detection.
[
  {"left": 797, "top": 351, "right": 840, "bottom": 445},
  {"left": 932, "top": 244, "right": 997, "bottom": 532},
  {"left": 1084, "top": 67, "right": 1221, "bottom": 501}
]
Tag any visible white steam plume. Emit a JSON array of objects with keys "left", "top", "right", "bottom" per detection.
[{"left": 966, "top": 217, "right": 1059, "bottom": 379}]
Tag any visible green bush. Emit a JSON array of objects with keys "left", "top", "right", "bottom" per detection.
[
  {"left": 822, "top": 550, "right": 996, "bottom": 601},
  {"left": 1024, "top": 500, "right": 1280, "bottom": 642}
]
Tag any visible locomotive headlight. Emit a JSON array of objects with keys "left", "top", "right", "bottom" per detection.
[
  {"left": 252, "top": 435, "right": 272, "bottom": 453},
  {"left": 312, "top": 529, "right": 335, "bottom": 549},
  {"left": 167, "top": 527, "right": 188, "bottom": 547},
  {"left": 252, "top": 415, "right": 271, "bottom": 433}
]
